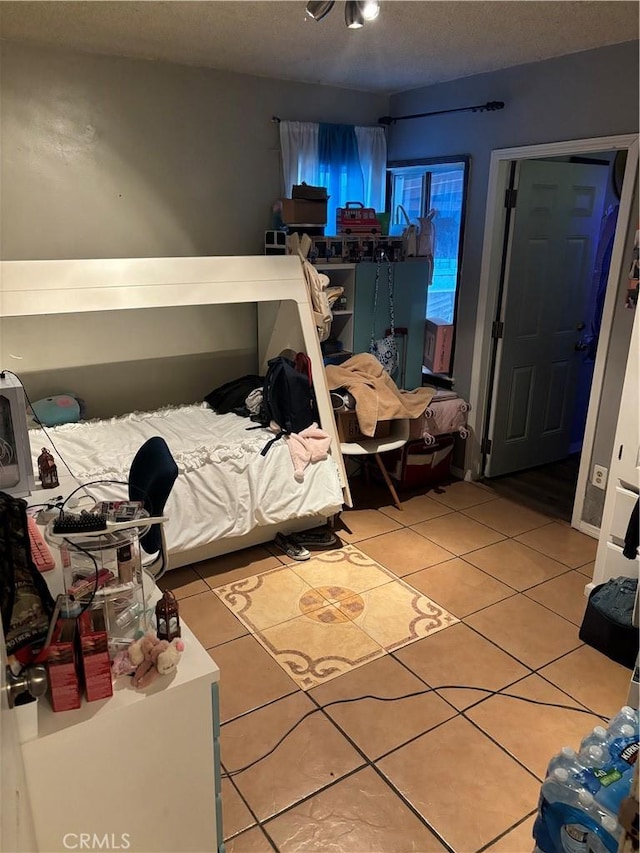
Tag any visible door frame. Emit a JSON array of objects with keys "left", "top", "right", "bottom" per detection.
[{"left": 466, "top": 133, "right": 639, "bottom": 535}]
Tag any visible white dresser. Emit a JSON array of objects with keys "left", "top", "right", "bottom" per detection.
[{"left": 17, "top": 562, "right": 223, "bottom": 853}]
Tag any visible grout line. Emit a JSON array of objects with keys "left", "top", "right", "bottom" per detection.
[
  {"left": 220, "top": 684, "right": 306, "bottom": 728},
  {"left": 258, "top": 764, "right": 368, "bottom": 833},
  {"left": 222, "top": 775, "right": 264, "bottom": 844},
  {"left": 453, "top": 619, "right": 536, "bottom": 674},
  {"left": 459, "top": 709, "right": 546, "bottom": 783},
  {"left": 475, "top": 808, "right": 538, "bottom": 853},
  {"left": 533, "top": 659, "right": 610, "bottom": 721},
  {"left": 304, "top": 690, "right": 458, "bottom": 853},
  {"left": 257, "top": 822, "right": 280, "bottom": 851}
]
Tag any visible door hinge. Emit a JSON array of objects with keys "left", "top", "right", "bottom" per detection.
[
  {"left": 482, "top": 437, "right": 492, "bottom": 455},
  {"left": 492, "top": 320, "right": 504, "bottom": 339},
  {"left": 504, "top": 188, "right": 517, "bottom": 209}
]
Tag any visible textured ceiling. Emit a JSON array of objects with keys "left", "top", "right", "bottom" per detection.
[{"left": 0, "top": 1, "right": 637, "bottom": 94}]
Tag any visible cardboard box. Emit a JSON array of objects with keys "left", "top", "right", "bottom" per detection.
[
  {"left": 424, "top": 318, "right": 454, "bottom": 375},
  {"left": 336, "top": 411, "right": 391, "bottom": 443},
  {"left": 47, "top": 616, "right": 81, "bottom": 712},
  {"left": 281, "top": 198, "right": 328, "bottom": 225},
  {"left": 78, "top": 608, "right": 113, "bottom": 702},
  {"left": 292, "top": 184, "right": 328, "bottom": 201}
]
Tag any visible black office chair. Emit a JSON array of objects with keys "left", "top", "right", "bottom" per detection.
[{"left": 128, "top": 437, "right": 178, "bottom": 579}]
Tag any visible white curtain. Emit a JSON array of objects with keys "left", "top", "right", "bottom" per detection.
[
  {"left": 354, "top": 126, "right": 387, "bottom": 212},
  {"left": 279, "top": 121, "right": 319, "bottom": 197}
]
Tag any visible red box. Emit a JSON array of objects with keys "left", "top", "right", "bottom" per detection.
[
  {"left": 77, "top": 609, "right": 113, "bottom": 702},
  {"left": 336, "top": 203, "right": 381, "bottom": 235},
  {"left": 47, "top": 617, "right": 81, "bottom": 712}
]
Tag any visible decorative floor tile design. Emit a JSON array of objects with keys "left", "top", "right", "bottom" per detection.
[{"left": 212, "top": 545, "right": 458, "bottom": 689}]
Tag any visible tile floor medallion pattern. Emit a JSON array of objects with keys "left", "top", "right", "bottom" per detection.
[{"left": 212, "top": 545, "right": 459, "bottom": 689}]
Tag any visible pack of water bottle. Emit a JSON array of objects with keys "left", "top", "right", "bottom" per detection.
[{"left": 533, "top": 705, "right": 639, "bottom": 853}]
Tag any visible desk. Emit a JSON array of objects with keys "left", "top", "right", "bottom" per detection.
[{"left": 19, "top": 556, "right": 222, "bottom": 853}]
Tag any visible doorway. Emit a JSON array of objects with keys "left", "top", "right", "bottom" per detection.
[{"left": 467, "top": 134, "right": 639, "bottom": 535}]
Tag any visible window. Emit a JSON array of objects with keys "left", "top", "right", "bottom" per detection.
[
  {"left": 388, "top": 158, "right": 468, "bottom": 327},
  {"left": 280, "top": 121, "right": 386, "bottom": 234}
]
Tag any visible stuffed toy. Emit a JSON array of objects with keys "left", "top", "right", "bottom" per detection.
[
  {"left": 128, "top": 631, "right": 184, "bottom": 689},
  {"left": 29, "top": 393, "right": 85, "bottom": 427}
]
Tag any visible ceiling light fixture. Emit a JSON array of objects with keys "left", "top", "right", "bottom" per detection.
[
  {"left": 344, "top": 0, "right": 365, "bottom": 28},
  {"left": 305, "top": 0, "right": 335, "bottom": 21},
  {"left": 361, "top": 0, "right": 380, "bottom": 20},
  {"left": 305, "top": 0, "right": 379, "bottom": 28}
]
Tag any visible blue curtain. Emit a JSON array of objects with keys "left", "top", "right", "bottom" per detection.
[{"left": 318, "top": 123, "right": 365, "bottom": 236}]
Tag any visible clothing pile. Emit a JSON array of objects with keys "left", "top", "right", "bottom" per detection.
[{"left": 325, "top": 352, "right": 434, "bottom": 437}]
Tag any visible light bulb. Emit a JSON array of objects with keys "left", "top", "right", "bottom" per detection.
[{"left": 361, "top": 0, "right": 380, "bottom": 20}]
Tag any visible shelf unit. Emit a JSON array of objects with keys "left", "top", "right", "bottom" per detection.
[
  {"left": 317, "top": 263, "right": 356, "bottom": 355},
  {"left": 318, "top": 261, "right": 430, "bottom": 389}
]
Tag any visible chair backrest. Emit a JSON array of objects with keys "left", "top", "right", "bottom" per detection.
[{"left": 128, "top": 437, "right": 178, "bottom": 555}]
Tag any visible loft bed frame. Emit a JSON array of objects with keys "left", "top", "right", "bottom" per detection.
[{"left": 0, "top": 255, "right": 351, "bottom": 567}]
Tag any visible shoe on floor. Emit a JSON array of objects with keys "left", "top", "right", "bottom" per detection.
[
  {"left": 275, "top": 532, "right": 310, "bottom": 561},
  {"left": 290, "top": 529, "right": 339, "bottom": 549}
]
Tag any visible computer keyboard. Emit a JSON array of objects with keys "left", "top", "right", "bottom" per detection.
[{"left": 28, "top": 515, "right": 56, "bottom": 572}]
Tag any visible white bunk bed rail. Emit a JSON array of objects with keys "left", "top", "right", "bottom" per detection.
[{"left": 0, "top": 255, "right": 351, "bottom": 566}]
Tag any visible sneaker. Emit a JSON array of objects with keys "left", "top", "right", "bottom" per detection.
[
  {"left": 290, "top": 529, "right": 339, "bottom": 549},
  {"left": 274, "top": 532, "right": 310, "bottom": 561}
]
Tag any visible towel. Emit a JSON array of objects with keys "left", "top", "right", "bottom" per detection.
[
  {"left": 325, "top": 353, "right": 434, "bottom": 437},
  {"left": 284, "top": 424, "right": 332, "bottom": 482}
]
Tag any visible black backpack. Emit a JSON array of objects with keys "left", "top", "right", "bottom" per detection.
[{"left": 253, "top": 356, "right": 319, "bottom": 453}]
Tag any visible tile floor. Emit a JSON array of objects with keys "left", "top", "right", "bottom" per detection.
[{"left": 159, "top": 478, "right": 633, "bottom": 853}]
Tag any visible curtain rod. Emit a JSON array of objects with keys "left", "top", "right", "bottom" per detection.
[
  {"left": 272, "top": 101, "right": 504, "bottom": 127},
  {"left": 377, "top": 100, "right": 505, "bottom": 126}
]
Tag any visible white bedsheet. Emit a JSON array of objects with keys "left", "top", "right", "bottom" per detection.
[{"left": 29, "top": 404, "right": 343, "bottom": 556}]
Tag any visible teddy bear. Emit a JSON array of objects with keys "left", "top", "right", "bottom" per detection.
[{"left": 127, "top": 631, "right": 184, "bottom": 689}]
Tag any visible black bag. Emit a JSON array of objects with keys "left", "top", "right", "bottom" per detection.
[
  {"left": 253, "top": 356, "right": 319, "bottom": 452},
  {"left": 204, "top": 374, "right": 264, "bottom": 416}
]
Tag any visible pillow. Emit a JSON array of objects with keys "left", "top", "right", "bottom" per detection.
[{"left": 31, "top": 394, "right": 82, "bottom": 427}]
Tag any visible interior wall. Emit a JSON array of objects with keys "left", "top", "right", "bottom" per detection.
[
  {"left": 0, "top": 303, "right": 257, "bottom": 417},
  {"left": 387, "top": 40, "right": 639, "bottom": 405},
  {"left": 0, "top": 40, "right": 388, "bottom": 261}
]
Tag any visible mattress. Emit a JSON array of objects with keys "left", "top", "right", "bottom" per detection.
[{"left": 29, "top": 404, "right": 344, "bottom": 556}]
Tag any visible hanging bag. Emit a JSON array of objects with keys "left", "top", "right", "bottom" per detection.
[
  {"left": 397, "top": 204, "right": 418, "bottom": 258},
  {"left": 369, "top": 261, "right": 399, "bottom": 376}
]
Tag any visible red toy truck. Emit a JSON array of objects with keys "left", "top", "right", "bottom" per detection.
[{"left": 336, "top": 202, "right": 381, "bottom": 234}]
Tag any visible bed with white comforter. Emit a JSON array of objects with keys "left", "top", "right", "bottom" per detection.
[{"left": 29, "top": 404, "right": 344, "bottom": 564}]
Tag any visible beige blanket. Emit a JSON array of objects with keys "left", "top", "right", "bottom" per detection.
[{"left": 326, "top": 353, "right": 435, "bottom": 437}]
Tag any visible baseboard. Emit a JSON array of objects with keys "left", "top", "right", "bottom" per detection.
[{"left": 577, "top": 520, "right": 600, "bottom": 541}]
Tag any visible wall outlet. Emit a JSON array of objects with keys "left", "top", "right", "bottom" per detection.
[{"left": 592, "top": 464, "right": 608, "bottom": 490}]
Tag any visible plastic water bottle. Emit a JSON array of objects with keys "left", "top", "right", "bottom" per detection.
[
  {"left": 578, "top": 745, "right": 610, "bottom": 770},
  {"left": 547, "top": 746, "right": 581, "bottom": 776},
  {"left": 586, "top": 812, "right": 622, "bottom": 853},
  {"left": 607, "top": 706, "right": 638, "bottom": 732},
  {"left": 580, "top": 726, "right": 608, "bottom": 752},
  {"left": 536, "top": 770, "right": 594, "bottom": 853}
]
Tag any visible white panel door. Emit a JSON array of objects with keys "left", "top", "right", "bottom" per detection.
[
  {"left": 0, "top": 623, "right": 36, "bottom": 853},
  {"left": 486, "top": 160, "right": 608, "bottom": 477}
]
